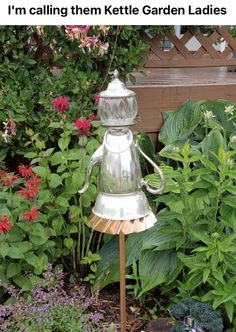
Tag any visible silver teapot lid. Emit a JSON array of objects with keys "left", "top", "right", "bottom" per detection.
[{"left": 100, "top": 70, "right": 135, "bottom": 98}]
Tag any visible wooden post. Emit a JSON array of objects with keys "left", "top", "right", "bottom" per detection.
[{"left": 119, "top": 232, "right": 126, "bottom": 332}]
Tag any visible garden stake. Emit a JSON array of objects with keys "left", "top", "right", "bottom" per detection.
[
  {"left": 119, "top": 232, "right": 126, "bottom": 332},
  {"left": 79, "top": 70, "right": 165, "bottom": 331}
]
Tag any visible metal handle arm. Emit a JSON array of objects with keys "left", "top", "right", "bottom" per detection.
[
  {"left": 136, "top": 142, "right": 165, "bottom": 195},
  {"left": 78, "top": 145, "right": 103, "bottom": 194}
]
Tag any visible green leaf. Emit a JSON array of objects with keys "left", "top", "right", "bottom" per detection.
[
  {"left": 139, "top": 249, "right": 180, "bottom": 296},
  {"left": 224, "top": 301, "right": 234, "bottom": 322},
  {"left": 64, "top": 237, "right": 74, "bottom": 249},
  {"left": 29, "top": 224, "right": 48, "bottom": 246},
  {"left": 159, "top": 100, "right": 202, "bottom": 145},
  {"left": 86, "top": 138, "right": 100, "bottom": 154},
  {"left": 67, "top": 224, "right": 78, "bottom": 234},
  {"left": 42, "top": 148, "right": 55, "bottom": 157},
  {"left": 33, "top": 166, "right": 48, "bottom": 179},
  {"left": 69, "top": 205, "right": 81, "bottom": 223},
  {"left": 94, "top": 237, "right": 119, "bottom": 290},
  {"left": 49, "top": 173, "right": 62, "bottom": 188},
  {"left": 49, "top": 122, "right": 62, "bottom": 128},
  {"left": 7, "top": 263, "right": 21, "bottom": 278},
  {"left": 203, "top": 268, "right": 210, "bottom": 283},
  {"left": 72, "top": 171, "right": 85, "bottom": 191},
  {"left": 58, "top": 136, "right": 70, "bottom": 151},
  {"left": 0, "top": 243, "right": 9, "bottom": 258},
  {"left": 55, "top": 196, "right": 69, "bottom": 208},
  {"left": 52, "top": 218, "right": 64, "bottom": 235},
  {"left": 8, "top": 242, "right": 32, "bottom": 259},
  {"left": 67, "top": 148, "right": 81, "bottom": 160},
  {"left": 50, "top": 151, "right": 67, "bottom": 165},
  {"left": 24, "top": 151, "right": 37, "bottom": 159}
]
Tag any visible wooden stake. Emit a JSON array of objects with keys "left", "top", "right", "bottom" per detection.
[{"left": 119, "top": 232, "right": 126, "bottom": 332}]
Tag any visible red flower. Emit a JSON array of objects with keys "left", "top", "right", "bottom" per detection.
[
  {"left": 19, "top": 186, "right": 37, "bottom": 200},
  {"left": 2, "top": 174, "right": 18, "bottom": 187},
  {"left": 52, "top": 97, "right": 70, "bottom": 114},
  {"left": 74, "top": 118, "right": 91, "bottom": 136},
  {"left": 18, "top": 164, "right": 34, "bottom": 178},
  {"left": 25, "top": 176, "right": 41, "bottom": 188},
  {"left": 22, "top": 207, "right": 39, "bottom": 223},
  {"left": 0, "top": 169, "right": 8, "bottom": 180},
  {"left": 94, "top": 93, "right": 100, "bottom": 105},
  {"left": 89, "top": 112, "right": 99, "bottom": 122},
  {"left": 0, "top": 215, "right": 13, "bottom": 234}
]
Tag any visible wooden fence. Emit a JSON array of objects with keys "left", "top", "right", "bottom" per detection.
[{"left": 144, "top": 26, "right": 236, "bottom": 68}]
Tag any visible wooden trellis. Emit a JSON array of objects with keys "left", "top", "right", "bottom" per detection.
[{"left": 144, "top": 26, "right": 236, "bottom": 68}]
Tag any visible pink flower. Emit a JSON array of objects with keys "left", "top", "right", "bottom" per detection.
[
  {"left": 79, "top": 36, "right": 99, "bottom": 50},
  {"left": 19, "top": 186, "right": 38, "bottom": 200},
  {"left": 0, "top": 215, "right": 13, "bottom": 234},
  {"left": 18, "top": 164, "right": 34, "bottom": 178},
  {"left": 2, "top": 174, "right": 18, "bottom": 187},
  {"left": 74, "top": 118, "right": 91, "bottom": 136},
  {"left": 89, "top": 112, "right": 99, "bottom": 121},
  {"left": 2, "top": 116, "right": 16, "bottom": 142},
  {"left": 65, "top": 26, "right": 91, "bottom": 39},
  {"left": 98, "top": 42, "right": 109, "bottom": 56},
  {"left": 52, "top": 97, "right": 70, "bottom": 114},
  {"left": 94, "top": 93, "right": 100, "bottom": 105},
  {"left": 22, "top": 207, "right": 39, "bottom": 223}
]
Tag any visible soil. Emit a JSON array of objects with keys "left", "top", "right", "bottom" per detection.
[{"left": 86, "top": 284, "right": 173, "bottom": 332}]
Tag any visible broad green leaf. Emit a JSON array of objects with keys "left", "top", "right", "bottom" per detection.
[
  {"left": 52, "top": 218, "right": 64, "bottom": 235},
  {"left": 94, "top": 237, "right": 119, "bottom": 290},
  {"left": 58, "top": 136, "right": 70, "bottom": 151},
  {"left": 64, "top": 237, "right": 74, "bottom": 250},
  {"left": 67, "top": 148, "right": 81, "bottom": 160},
  {"left": 50, "top": 151, "right": 67, "bottom": 165},
  {"left": 33, "top": 166, "right": 48, "bottom": 179},
  {"left": 159, "top": 100, "right": 202, "bottom": 145},
  {"left": 41, "top": 148, "right": 54, "bottom": 157},
  {"left": 139, "top": 249, "right": 180, "bottom": 296},
  {"left": 7, "top": 262, "right": 21, "bottom": 278},
  {"left": 66, "top": 224, "right": 78, "bottom": 234},
  {"left": 49, "top": 173, "right": 62, "bottom": 188},
  {"left": 55, "top": 196, "right": 69, "bottom": 208},
  {"left": 69, "top": 205, "right": 81, "bottom": 223},
  {"left": 29, "top": 223, "right": 48, "bottom": 246},
  {"left": 24, "top": 151, "right": 37, "bottom": 158},
  {"left": 0, "top": 243, "right": 9, "bottom": 258},
  {"left": 49, "top": 122, "right": 62, "bottom": 129},
  {"left": 72, "top": 171, "right": 85, "bottom": 191},
  {"left": 86, "top": 138, "right": 100, "bottom": 154},
  {"left": 8, "top": 242, "right": 32, "bottom": 259}
]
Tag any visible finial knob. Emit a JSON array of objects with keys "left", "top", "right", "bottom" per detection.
[{"left": 112, "top": 69, "right": 119, "bottom": 79}]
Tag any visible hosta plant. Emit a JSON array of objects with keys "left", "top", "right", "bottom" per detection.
[{"left": 94, "top": 100, "right": 236, "bottom": 330}]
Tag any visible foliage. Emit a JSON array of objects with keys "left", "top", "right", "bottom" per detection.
[
  {"left": 170, "top": 298, "right": 223, "bottom": 332},
  {"left": 95, "top": 100, "right": 236, "bottom": 329},
  {"left": 0, "top": 25, "right": 153, "bottom": 287},
  {"left": 0, "top": 264, "right": 103, "bottom": 332},
  {"left": 0, "top": 25, "right": 150, "bottom": 163}
]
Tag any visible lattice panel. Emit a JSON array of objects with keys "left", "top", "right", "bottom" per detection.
[{"left": 145, "top": 26, "right": 236, "bottom": 68}]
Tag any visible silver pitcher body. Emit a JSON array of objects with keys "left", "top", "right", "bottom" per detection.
[{"left": 79, "top": 70, "right": 165, "bottom": 222}]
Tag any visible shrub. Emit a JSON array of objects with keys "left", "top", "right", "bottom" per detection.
[
  {"left": 94, "top": 100, "right": 236, "bottom": 329},
  {"left": 0, "top": 264, "right": 103, "bottom": 331}
]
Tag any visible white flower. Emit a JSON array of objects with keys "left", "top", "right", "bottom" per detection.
[
  {"left": 173, "top": 146, "right": 180, "bottom": 153},
  {"left": 224, "top": 105, "right": 235, "bottom": 116},
  {"left": 203, "top": 110, "right": 215, "bottom": 121},
  {"left": 230, "top": 135, "right": 236, "bottom": 143},
  {"left": 227, "top": 158, "right": 234, "bottom": 167},
  {"left": 1, "top": 130, "right": 10, "bottom": 142}
]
